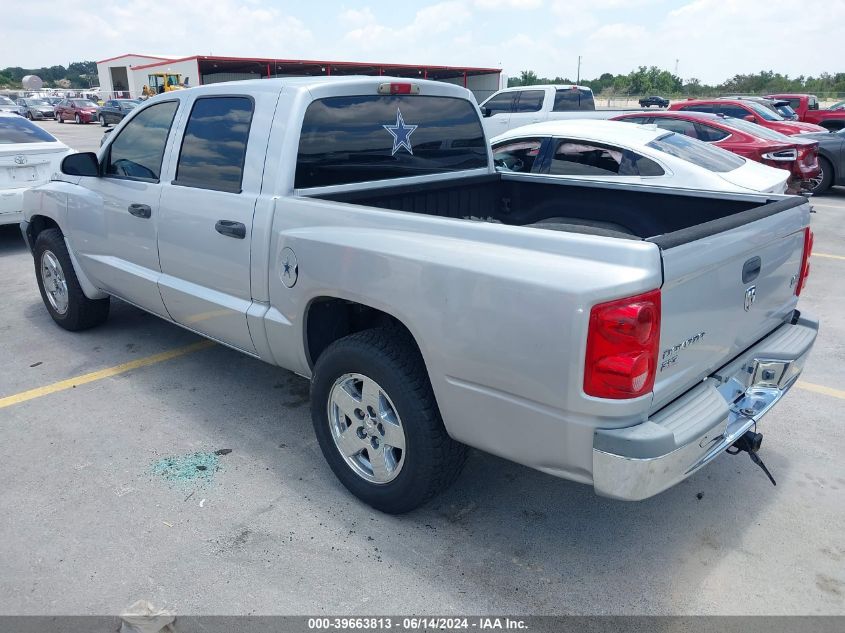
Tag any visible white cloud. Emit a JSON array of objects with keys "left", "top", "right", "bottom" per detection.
[
  {"left": 0, "top": 0, "right": 840, "bottom": 86},
  {"left": 472, "top": 0, "right": 543, "bottom": 9}
]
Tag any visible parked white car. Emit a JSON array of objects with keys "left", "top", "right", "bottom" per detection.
[
  {"left": 0, "top": 113, "right": 72, "bottom": 226},
  {"left": 491, "top": 120, "right": 789, "bottom": 195}
]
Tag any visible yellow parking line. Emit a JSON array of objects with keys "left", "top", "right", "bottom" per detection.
[
  {"left": 796, "top": 381, "right": 845, "bottom": 400},
  {"left": 0, "top": 340, "right": 215, "bottom": 410},
  {"left": 814, "top": 253, "right": 845, "bottom": 261}
]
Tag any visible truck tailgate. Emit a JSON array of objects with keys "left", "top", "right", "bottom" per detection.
[{"left": 651, "top": 197, "right": 811, "bottom": 411}]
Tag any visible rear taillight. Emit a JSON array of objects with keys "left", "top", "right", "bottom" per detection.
[
  {"left": 796, "top": 227, "right": 813, "bottom": 296},
  {"left": 584, "top": 289, "right": 661, "bottom": 399},
  {"left": 761, "top": 148, "right": 798, "bottom": 161}
]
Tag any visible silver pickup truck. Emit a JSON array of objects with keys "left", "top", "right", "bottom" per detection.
[{"left": 21, "top": 77, "right": 817, "bottom": 513}]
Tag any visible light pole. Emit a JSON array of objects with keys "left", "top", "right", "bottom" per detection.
[{"left": 577, "top": 55, "right": 581, "bottom": 84}]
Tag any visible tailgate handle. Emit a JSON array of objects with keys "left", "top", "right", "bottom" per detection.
[{"left": 743, "top": 257, "right": 762, "bottom": 284}]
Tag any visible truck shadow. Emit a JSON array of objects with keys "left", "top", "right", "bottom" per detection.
[
  {"left": 130, "top": 331, "right": 785, "bottom": 614},
  {"left": 0, "top": 224, "right": 27, "bottom": 257}
]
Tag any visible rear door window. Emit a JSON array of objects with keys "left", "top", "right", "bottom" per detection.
[
  {"left": 295, "top": 95, "right": 488, "bottom": 189},
  {"left": 679, "top": 104, "right": 713, "bottom": 113},
  {"left": 716, "top": 104, "right": 753, "bottom": 119},
  {"left": 694, "top": 123, "right": 730, "bottom": 142},
  {"left": 647, "top": 132, "right": 745, "bottom": 172},
  {"left": 548, "top": 140, "right": 664, "bottom": 176},
  {"left": 514, "top": 90, "right": 544, "bottom": 113},
  {"left": 650, "top": 117, "right": 699, "bottom": 138},
  {"left": 174, "top": 96, "right": 254, "bottom": 194},
  {"left": 105, "top": 100, "right": 179, "bottom": 181}
]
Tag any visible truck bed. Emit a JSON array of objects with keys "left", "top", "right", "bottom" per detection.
[{"left": 317, "top": 173, "right": 800, "bottom": 245}]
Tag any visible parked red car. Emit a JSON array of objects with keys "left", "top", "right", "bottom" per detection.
[
  {"left": 612, "top": 110, "right": 820, "bottom": 193},
  {"left": 55, "top": 98, "right": 100, "bottom": 124},
  {"left": 765, "top": 94, "right": 845, "bottom": 132},
  {"left": 668, "top": 99, "right": 826, "bottom": 135}
]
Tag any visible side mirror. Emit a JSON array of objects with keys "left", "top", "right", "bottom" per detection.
[
  {"left": 61, "top": 152, "right": 99, "bottom": 177},
  {"left": 744, "top": 115, "right": 756, "bottom": 123},
  {"left": 480, "top": 106, "right": 492, "bottom": 118}
]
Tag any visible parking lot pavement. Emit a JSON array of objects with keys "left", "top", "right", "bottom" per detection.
[
  {"left": 38, "top": 117, "right": 107, "bottom": 153},
  {"left": 0, "top": 122, "right": 843, "bottom": 615}
]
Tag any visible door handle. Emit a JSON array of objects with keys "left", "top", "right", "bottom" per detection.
[
  {"left": 215, "top": 220, "right": 246, "bottom": 239},
  {"left": 128, "top": 203, "right": 151, "bottom": 218}
]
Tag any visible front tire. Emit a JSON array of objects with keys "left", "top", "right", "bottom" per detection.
[
  {"left": 808, "top": 157, "right": 833, "bottom": 195},
  {"left": 99, "top": 115, "right": 108, "bottom": 127},
  {"left": 34, "top": 229, "right": 110, "bottom": 331},
  {"left": 57, "top": 114, "right": 63, "bottom": 123},
  {"left": 311, "top": 328, "right": 467, "bottom": 514},
  {"left": 75, "top": 114, "right": 81, "bottom": 124}
]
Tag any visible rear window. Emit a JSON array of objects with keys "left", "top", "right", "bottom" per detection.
[
  {"left": 0, "top": 116, "right": 57, "bottom": 144},
  {"left": 647, "top": 132, "right": 745, "bottom": 173},
  {"left": 295, "top": 95, "right": 487, "bottom": 189},
  {"left": 553, "top": 88, "right": 595, "bottom": 111}
]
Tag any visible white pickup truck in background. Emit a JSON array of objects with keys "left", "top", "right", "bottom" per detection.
[
  {"left": 479, "top": 84, "right": 650, "bottom": 136},
  {"left": 22, "top": 77, "right": 817, "bottom": 513}
]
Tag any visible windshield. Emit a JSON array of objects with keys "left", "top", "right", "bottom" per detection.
[
  {"left": 0, "top": 116, "right": 58, "bottom": 143},
  {"left": 0, "top": 97, "right": 15, "bottom": 105},
  {"left": 72, "top": 100, "right": 98, "bottom": 108},
  {"left": 119, "top": 100, "right": 139, "bottom": 110},
  {"left": 775, "top": 104, "right": 797, "bottom": 119},
  {"left": 745, "top": 101, "right": 783, "bottom": 121},
  {"left": 25, "top": 99, "right": 49, "bottom": 106},
  {"left": 647, "top": 132, "right": 745, "bottom": 173}
]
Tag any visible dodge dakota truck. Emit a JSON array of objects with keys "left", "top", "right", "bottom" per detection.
[{"left": 21, "top": 77, "right": 818, "bottom": 514}]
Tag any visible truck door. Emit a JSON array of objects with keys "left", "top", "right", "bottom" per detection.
[
  {"left": 156, "top": 94, "right": 271, "bottom": 354},
  {"left": 70, "top": 99, "right": 180, "bottom": 317},
  {"left": 480, "top": 91, "right": 515, "bottom": 137},
  {"left": 506, "top": 89, "right": 547, "bottom": 129}
]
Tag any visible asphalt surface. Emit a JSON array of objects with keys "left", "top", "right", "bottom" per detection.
[{"left": 1, "top": 120, "right": 843, "bottom": 616}]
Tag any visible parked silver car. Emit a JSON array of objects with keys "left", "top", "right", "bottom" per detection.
[
  {"left": 16, "top": 98, "right": 56, "bottom": 120},
  {"left": 0, "top": 95, "right": 25, "bottom": 116}
]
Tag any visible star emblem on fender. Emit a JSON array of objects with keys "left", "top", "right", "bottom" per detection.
[{"left": 383, "top": 109, "right": 418, "bottom": 156}]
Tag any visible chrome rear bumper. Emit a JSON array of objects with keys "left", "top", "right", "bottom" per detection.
[{"left": 592, "top": 313, "right": 818, "bottom": 501}]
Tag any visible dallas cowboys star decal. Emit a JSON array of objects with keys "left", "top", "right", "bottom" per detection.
[{"left": 383, "top": 109, "right": 418, "bottom": 156}]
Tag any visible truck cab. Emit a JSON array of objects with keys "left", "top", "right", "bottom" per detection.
[{"left": 479, "top": 84, "right": 595, "bottom": 137}]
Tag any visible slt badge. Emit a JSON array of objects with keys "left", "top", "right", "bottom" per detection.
[
  {"left": 280, "top": 247, "right": 298, "bottom": 288},
  {"left": 14, "top": 155, "right": 27, "bottom": 165}
]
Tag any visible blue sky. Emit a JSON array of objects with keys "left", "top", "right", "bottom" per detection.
[{"left": 1, "top": 0, "right": 838, "bottom": 84}]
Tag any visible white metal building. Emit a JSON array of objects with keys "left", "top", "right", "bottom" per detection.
[{"left": 95, "top": 54, "right": 503, "bottom": 102}]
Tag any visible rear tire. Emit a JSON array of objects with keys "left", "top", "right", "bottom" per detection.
[
  {"left": 33, "top": 229, "right": 110, "bottom": 331},
  {"left": 57, "top": 114, "right": 63, "bottom": 123},
  {"left": 310, "top": 328, "right": 467, "bottom": 514},
  {"left": 808, "top": 157, "right": 833, "bottom": 195}
]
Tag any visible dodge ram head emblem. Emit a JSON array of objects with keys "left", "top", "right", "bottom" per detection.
[
  {"left": 280, "top": 247, "right": 298, "bottom": 288},
  {"left": 744, "top": 285, "right": 757, "bottom": 312},
  {"left": 14, "top": 155, "right": 27, "bottom": 165}
]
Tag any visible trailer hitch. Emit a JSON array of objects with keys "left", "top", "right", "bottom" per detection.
[{"left": 728, "top": 430, "right": 776, "bottom": 486}]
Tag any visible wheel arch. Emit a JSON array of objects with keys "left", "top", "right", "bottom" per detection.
[{"left": 303, "top": 296, "right": 428, "bottom": 373}]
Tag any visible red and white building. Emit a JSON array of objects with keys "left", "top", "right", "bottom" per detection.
[{"left": 95, "top": 53, "right": 503, "bottom": 102}]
